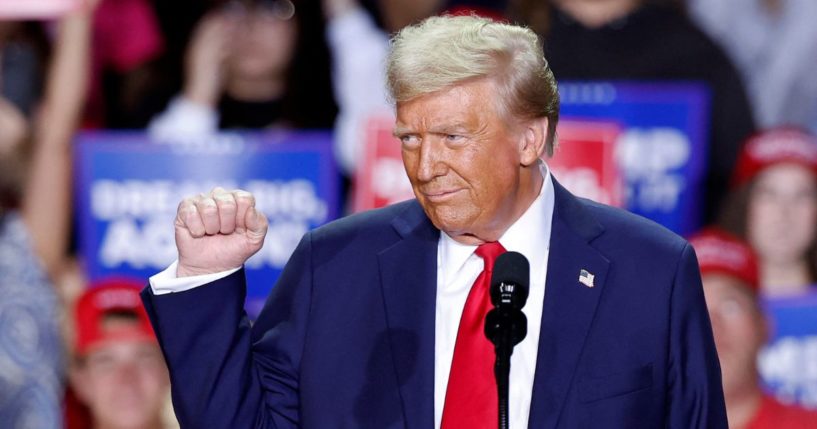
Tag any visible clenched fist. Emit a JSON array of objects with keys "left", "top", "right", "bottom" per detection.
[{"left": 174, "top": 187, "right": 268, "bottom": 277}]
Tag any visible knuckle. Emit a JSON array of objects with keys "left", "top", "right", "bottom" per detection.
[
  {"left": 201, "top": 208, "right": 218, "bottom": 220},
  {"left": 183, "top": 206, "right": 196, "bottom": 222},
  {"left": 182, "top": 204, "right": 199, "bottom": 223},
  {"left": 234, "top": 189, "right": 255, "bottom": 204},
  {"left": 211, "top": 186, "right": 228, "bottom": 198},
  {"left": 198, "top": 198, "right": 218, "bottom": 212},
  {"left": 215, "top": 195, "right": 236, "bottom": 209},
  {"left": 178, "top": 197, "right": 195, "bottom": 211}
]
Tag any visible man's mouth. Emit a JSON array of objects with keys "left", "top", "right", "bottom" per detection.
[{"left": 422, "top": 189, "right": 463, "bottom": 202}]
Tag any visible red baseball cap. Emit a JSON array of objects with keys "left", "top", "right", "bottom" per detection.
[
  {"left": 732, "top": 127, "right": 817, "bottom": 188},
  {"left": 688, "top": 228, "right": 759, "bottom": 292},
  {"left": 74, "top": 278, "right": 156, "bottom": 356},
  {"left": 443, "top": 0, "right": 508, "bottom": 22}
]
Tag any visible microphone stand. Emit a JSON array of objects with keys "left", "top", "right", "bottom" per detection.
[
  {"left": 485, "top": 253, "right": 530, "bottom": 429},
  {"left": 494, "top": 314, "right": 512, "bottom": 429},
  {"left": 487, "top": 307, "right": 525, "bottom": 429}
]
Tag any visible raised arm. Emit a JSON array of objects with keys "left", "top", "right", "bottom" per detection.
[
  {"left": 147, "top": 11, "right": 235, "bottom": 141},
  {"left": 141, "top": 188, "right": 311, "bottom": 427},
  {"left": 21, "top": 1, "right": 96, "bottom": 277},
  {"left": 322, "top": 0, "right": 391, "bottom": 174}
]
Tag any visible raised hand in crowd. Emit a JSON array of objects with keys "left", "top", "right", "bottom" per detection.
[
  {"left": 182, "top": 9, "right": 238, "bottom": 109},
  {"left": 1, "top": 2, "right": 98, "bottom": 428},
  {"left": 22, "top": 0, "right": 97, "bottom": 278}
]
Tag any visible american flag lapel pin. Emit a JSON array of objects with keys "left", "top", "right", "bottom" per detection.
[{"left": 578, "top": 269, "right": 595, "bottom": 288}]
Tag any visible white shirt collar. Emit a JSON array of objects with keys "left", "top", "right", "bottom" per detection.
[{"left": 439, "top": 163, "right": 555, "bottom": 285}]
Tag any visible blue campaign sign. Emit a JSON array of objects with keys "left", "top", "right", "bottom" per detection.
[
  {"left": 759, "top": 290, "right": 817, "bottom": 409},
  {"left": 559, "top": 82, "right": 710, "bottom": 235},
  {"left": 75, "top": 132, "right": 341, "bottom": 316}
]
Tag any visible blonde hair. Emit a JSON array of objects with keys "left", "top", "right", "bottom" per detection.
[{"left": 386, "top": 15, "right": 560, "bottom": 156}]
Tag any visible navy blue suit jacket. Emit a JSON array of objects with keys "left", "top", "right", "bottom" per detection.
[{"left": 141, "top": 181, "right": 727, "bottom": 428}]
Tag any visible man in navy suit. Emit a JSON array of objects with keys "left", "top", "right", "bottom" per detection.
[{"left": 141, "top": 15, "right": 727, "bottom": 428}]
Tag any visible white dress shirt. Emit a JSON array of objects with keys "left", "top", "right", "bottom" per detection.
[
  {"left": 433, "top": 166, "right": 553, "bottom": 429},
  {"left": 150, "top": 165, "right": 555, "bottom": 429}
]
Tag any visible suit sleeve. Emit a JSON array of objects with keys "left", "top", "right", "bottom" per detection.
[
  {"left": 665, "top": 243, "right": 728, "bottom": 428},
  {"left": 140, "top": 232, "right": 314, "bottom": 429}
]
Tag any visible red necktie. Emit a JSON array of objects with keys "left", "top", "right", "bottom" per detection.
[{"left": 441, "top": 241, "right": 506, "bottom": 429}]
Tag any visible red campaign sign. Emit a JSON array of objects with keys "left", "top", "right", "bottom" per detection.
[
  {"left": 0, "top": 0, "right": 79, "bottom": 18},
  {"left": 352, "top": 115, "right": 414, "bottom": 212},
  {"left": 547, "top": 119, "right": 623, "bottom": 206},
  {"left": 352, "top": 116, "right": 623, "bottom": 212}
]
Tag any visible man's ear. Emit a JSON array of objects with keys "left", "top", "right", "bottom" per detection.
[{"left": 519, "top": 117, "right": 549, "bottom": 167}]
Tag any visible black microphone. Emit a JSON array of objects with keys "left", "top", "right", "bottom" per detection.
[
  {"left": 483, "top": 251, "right": 529, "bottom": 429},
  {"left": 484, "top": 251, "right": 529, "bottom": 347},
  {"left": 490, "top": 252, "right": 530, "bottom": 310}
]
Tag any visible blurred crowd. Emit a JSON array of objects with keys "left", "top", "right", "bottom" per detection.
[{"left": 1, "top": 0, "right": 816, "bottom": 428}]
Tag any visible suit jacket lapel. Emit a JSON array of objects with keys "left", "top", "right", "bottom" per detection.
[
  {"left": 375, "top": 183, "right": 610, "bottom": 428},
  {"left": 377, "top": 202, "right": 439, "bottom": 429},
  {"left": 528, "top": 180, "right": 611, "bottom": 428}
]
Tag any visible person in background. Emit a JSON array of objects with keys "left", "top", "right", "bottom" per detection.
[
  {"left": 690, "top": 229, "right": 817, "bottom": 428},
  {"left": 84, "top": 0, "right": 165, "bottom": 128},
  {"left": 0, "top": 21, "right": 49, "bottom": 119},
  {"left": 687, "top": 0, "right": 817, "bottom": 133},
  {"left": 322, "top": 0, "right": 391, "bottom": 176},
  {"left": 720, "top": 128, "right": 817, "bottom": 297},
  {"left": 69, "top": 279, "right": 173, "bottom": 429},
  {"left": 0, "top": 1, "right": 95, "bottom": 427},
  {"left": 148, "top": 0, "right": 336, "bottom": 141},
  {"left": 510, "top": 0, "right": 756, "bottom": 223}
]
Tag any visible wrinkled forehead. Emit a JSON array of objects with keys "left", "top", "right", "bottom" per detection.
[
  {"left": 394, "top": 79, "right": 509, "bottom": 130},
  {"left": 82, "top": 336, "right": 161, "bottom": 362},
  {"left": 754, "top": 162, "right": 817, "bottom": 188},
  {"left": 701, "top": 273, "right": 758, "bottom": 307}
]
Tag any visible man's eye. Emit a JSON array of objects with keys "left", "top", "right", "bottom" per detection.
[
  {"left": 88, "top": 356, "right": 116, "bottom": 372},
  {"left": 400, "top": 135, "right": 420, "bottom": 146},
  {"left": 445, "top": 134, "right": 465, "bottom": 143}
]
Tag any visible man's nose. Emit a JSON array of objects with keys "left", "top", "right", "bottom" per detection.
[
  {"left": 114, "top": 361, "right": 140, "bottom": 384},
  {"left": 416, "top": 138, "right": 446, "bottom": 182}
]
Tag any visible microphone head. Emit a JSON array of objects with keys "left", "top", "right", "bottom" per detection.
[
  {"left": 484, "top": 308, "right": 528, "bottom": 347},
  {"left": 490, "top": 251, "right": 530, "bottom": 310}
]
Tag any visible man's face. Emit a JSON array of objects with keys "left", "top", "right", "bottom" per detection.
[
  {"left": 229, "top": 4, "right": 297, "bottom": 82},
  {"left": 702, "top": 274, "right": 765, "bottom": 397},
  {"left": 395, "top": 79, "right": 539, "bottom": 244},
  {"left": 72, "top": 340, "right": 169, "bottom": 429},
  {"left": 748, "top": 163, "right": 817, "bottom": 266}
]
